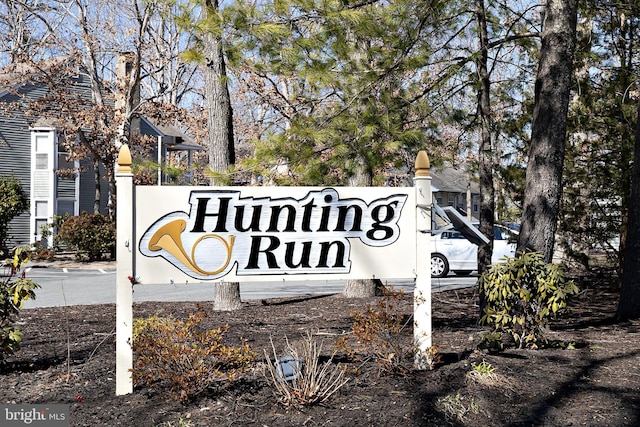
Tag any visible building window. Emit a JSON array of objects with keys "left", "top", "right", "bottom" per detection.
[
  {"left": 57, "top": 199, "right": 75, "bottom": 216},
  {"left": 35, "top": 134, "right": 49, "bottom": 152},
  {"left": 31, "top": 130, "right": 56, "bottom": 244},
  {"left": 35, "top": 201, "right": 48, "bottom": 217},
  {"left": 35, "top": 153, "right": 48, "bottom": 169},
  {"left": 35, "top": 219, "right": 48, "bottom": 239}
]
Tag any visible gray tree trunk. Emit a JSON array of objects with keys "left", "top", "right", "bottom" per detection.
[
  {"left": 617, "top": 99, "right": 640, "bottom": 320},
  {"left": 343, "top": 279, "right": 381, "bottom": 298},
  {"left": 517, "top": 0, "right": 578, "bottom": 263},
  {"left": 93, "top": 157, "right": 101, "bottom": 214},
  {"left": 475, "top": 0, "right": 494, "bottom": 277},
  {"left": 204, "top": 0, "right": 239, "bottom": 311},
  {"left": 475, "top": 0, "right": 495, "bottom": 315},
  {"left": 213, "top": 281, "right": 242, "bottom": 311},
  {"left": 342, "top": 157, "right": 383, "bottom": 298},
  {"left": 204, "top": 1, "right": 235, "bottom": 177}
]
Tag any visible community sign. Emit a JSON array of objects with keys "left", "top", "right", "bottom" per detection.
[
  {"left": 135, "top": 186, "right": 416, "bottom": 284},
  {"left": 115, "top": 147, "right": 433, "bottom": 396}
]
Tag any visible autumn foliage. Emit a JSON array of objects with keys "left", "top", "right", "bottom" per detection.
[{"left": 132, "top": 310, "right": 254, "bottom": 401}]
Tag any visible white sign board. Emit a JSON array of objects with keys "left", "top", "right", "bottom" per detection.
[{"left": 134, "top": 186, "right": 416, "bottom": 283}]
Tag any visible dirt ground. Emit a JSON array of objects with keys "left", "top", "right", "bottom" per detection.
[{"left": 2, "top": 269, "right": 640, "bottom": 427}]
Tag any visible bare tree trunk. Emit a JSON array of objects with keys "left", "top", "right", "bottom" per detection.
[
  {"left": 342, "top": 157, "right": 385, "bottom": 298},
  {"left": 205, "top": 2, "right": 234, "bottom": 178},
  {"left": 517, "top": 0, "right": 578, "bottom": 263},
  {"left": 107, "top": 173, "right": 116, "bottom": 220},
  {"left": 612, "top": 11, "right": 635, "bottom": 282},
  {"left": 213, "top": 281, "right": 242, "bottom": 311},
  {"left": 475, "top": 0, "right": 495, "bottom": 314},
  {"left": 475, "top": 0, "right": 494, "bottom": 275},
  {"left": 343, "top": 279, "right": 381, "bottom": 298},
  {"left": 93, "top": 157, "right": 101, "bottom": 214},
  {"left": 204, "top": 0, "right": 239, "bottom": 311},
  {"left": 617, "top": 99, "right": 640, "bottom": 320}
]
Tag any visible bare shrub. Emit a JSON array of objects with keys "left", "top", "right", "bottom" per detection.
[
  {"left": 263, "top": 331, "right": 349, "bottom": 407},
  {"left": 336, "top": 287, "right": 417, "bottom": 373},
  {"left": 132, "top": 310, "right": 255, "bottom": 401}
]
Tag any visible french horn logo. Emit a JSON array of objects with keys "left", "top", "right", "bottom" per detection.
[
  {"left": 147, "top": 219, "right": 235, "bottom": 276},
  {"left": 139, "top": 189, "right": 408, "bottom": 280}
]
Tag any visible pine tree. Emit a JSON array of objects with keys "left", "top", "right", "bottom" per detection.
[{"left": 225, "top": 0, "right": 459, "bottom": 185}]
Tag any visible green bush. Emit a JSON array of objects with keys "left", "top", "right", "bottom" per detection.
[
  {"left": 38, "top": 214, "right": 68, "bottom": 253},
  {"left": 0, "top": 176, "right": 29, "bottom": 250},
  {"left": 56, "top": 212, "right": 115, "bottom": 261},
  {"left": 479, "top": 252, "right": 579, "bottom": 349},
  {"left": 1, "top": 246, "right": 40, "bottom": 363}
]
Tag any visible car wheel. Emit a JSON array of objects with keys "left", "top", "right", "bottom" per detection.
[
  {"left": 453, "top": 270, "right": 472, "bottom": 276},
  {"left": 431, "top": 254, "right": 449, "bottom": 278}
]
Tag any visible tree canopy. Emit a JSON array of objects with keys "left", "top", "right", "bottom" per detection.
[{"left": 2, "top": 0, "right": 640, "bottom": 315}]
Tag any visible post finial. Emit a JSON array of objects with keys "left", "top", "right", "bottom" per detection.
[
  {"left": 117, "top": 144, "right": 133, "bottom": 174},
  {"left": 415, "top": 150, "right": 430, "bottom": 177}
]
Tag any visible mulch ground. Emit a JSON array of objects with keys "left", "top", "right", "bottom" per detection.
[{"left": 2, "top": 273, "right": 640, "bottom": 426}]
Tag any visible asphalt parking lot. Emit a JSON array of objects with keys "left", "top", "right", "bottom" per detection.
[{"left": 22, "top": 266, "right": 478, "bottom": 308}]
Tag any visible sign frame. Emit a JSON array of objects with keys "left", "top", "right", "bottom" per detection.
[{"left": 114, "top": 146, "right": 433, "bottom": 395}]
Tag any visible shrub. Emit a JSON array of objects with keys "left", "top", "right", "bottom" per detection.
[
  {"left": 471, "top": 359, "right": 495, "bottom": 376},
  {"left": 1, "top": 246, "right": 40, "bottom": 363},
  {"left": 477, "top": 331, "right": 504, "bottom": 353},
  {"left": 336, "top": 287, "right": 415, "bottom": 373},
  {"left": 479, "top": 251, "right": 579, "bottom": 349},
  {"left": 38, "top": 214, "right": 68, "bottom": 252},
  {"left": 0, "top": 176, "right": 29, "bottom": 250},
  {"left": 437, "top": 392, "right": 481, "bottom": 422},
  {"left": 56, "top": 212, "right": 115, "bottom": 261},
  {"left": 132, "top": 310, "right": 254, "bottom": 401},
  {"left": 263, "top": 331, "right": 349, "bottom": 407},
  {"left": 30, "top": 247, "right": 56, "bottom": 261}
]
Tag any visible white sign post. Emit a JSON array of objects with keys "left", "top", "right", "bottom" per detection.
[
  {"left": 413, "top": 151, "right": 433, "bottom": 369},
  {"left": 114, "top": 147, "right": 433, "bottom": 394},
  {"left": 115, "top": 145, "right": 134, "bottom": 395}
]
